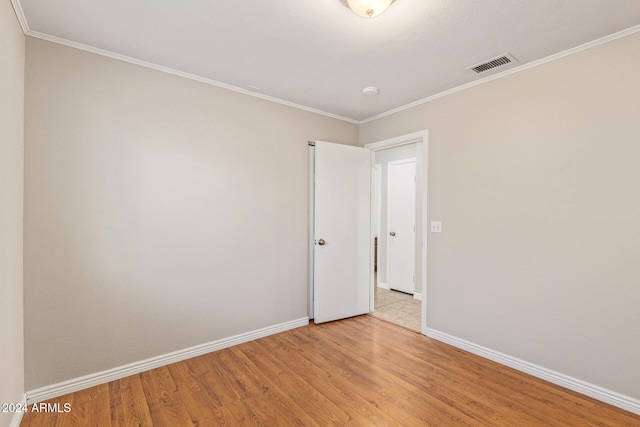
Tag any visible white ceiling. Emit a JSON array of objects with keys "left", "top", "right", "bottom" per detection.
[{"left": 14, "top": 0, "right": 640, "bottom": 122}]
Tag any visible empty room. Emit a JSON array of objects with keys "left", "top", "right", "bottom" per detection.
[{"left": 2, "top": 1, "right": 640, "bottom": 426}]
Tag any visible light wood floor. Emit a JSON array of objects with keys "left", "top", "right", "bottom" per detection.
[{"left": 21, "top": 316, "right": 640, "bottom": 426}]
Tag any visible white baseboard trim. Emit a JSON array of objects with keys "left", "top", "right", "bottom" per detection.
[
  {"left": 377, "top": 282, "right": 389, "bottom": 290},
  {"left": 413, "top": 292, "right": 422, "bottom": 301},
  {"left": 26, "top": 317, "right": 309, "bottom": 404},
  {"left": 9, "top": 393, "right": 27, "bottom": 427},
  {"left": 425, "top": 328, "right": 640, "bottom": 416}
]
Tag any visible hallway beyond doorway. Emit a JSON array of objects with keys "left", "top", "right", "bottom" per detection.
[{"left": 370, "top": 287, "right": 421, "bottom": 332}]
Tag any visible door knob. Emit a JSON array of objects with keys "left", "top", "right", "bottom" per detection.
[
  {"left": 389, "top": 232, "right": 396, "bottom": 236},
  {"left": 317, "top": 239, "right": 326, "bottom": 246}
]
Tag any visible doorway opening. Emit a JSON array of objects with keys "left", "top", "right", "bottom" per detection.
[{"left": 365, "top": 131, "right": 428, "bottom": 334}]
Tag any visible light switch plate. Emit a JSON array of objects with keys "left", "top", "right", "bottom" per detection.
[{"left": 430, "top": 221, "right": 442, "bottom": 233}]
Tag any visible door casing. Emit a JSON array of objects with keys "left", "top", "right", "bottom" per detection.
[{"left": 365, "top": 130, "right": 429, "bottom": 334}]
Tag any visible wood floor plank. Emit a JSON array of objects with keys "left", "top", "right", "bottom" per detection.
[
  {"left": 119, "top": 374, "right": 154, "bottom": 427},
  {"left": 74, "top": 382, "right": 111, "bottom": 426},
  {"left": 21, "top": 315, "right": 640, "bottom": 426},
  {"left": 141, "top": 366, "right": 193, "bottom": 426},
  {"left": 267, "top": 335, "right": 395, "bottom": 425},
  {"left": 275, "top": 327, "right": 470, "bottom": 426},
  {"left": 241, "top": 339, "right": 350, "bottom": 425},
  {"left": 166, "top": 360, "right": 230, "bottom": 427},
  {"left": 227, "top": 345, "right": 323, "bottom": 427},
  {"left": 300, "top": 322, "right": 485, "bottom": 426},
  {"left": 250, "top": 338, "right": 358, "bottom": 425},
  {"left": 108, "top": 379, "right": 125, "bottom": 427},
  {"left": 303, "top": 320, "right": 485, "bottom": 425},
  {"left": 91, "top": 385, "right": 112, "bottom": 427}
]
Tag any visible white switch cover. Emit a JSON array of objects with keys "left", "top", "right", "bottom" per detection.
[{"left": 431, "top": 221, "right": 442, "bottom": 233}]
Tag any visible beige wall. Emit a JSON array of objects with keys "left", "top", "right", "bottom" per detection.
[
  {"left": 360, "top": 33, "right": 640, "bottom": 400},
  {"left": 0, "top": 1, "right": 25, "bottom": 425},
  {"left": 24, "top": 38, "right": 358, "bottom": 390}
]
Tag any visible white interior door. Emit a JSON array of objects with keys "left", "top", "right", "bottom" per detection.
[
  {"left": 312, "top": 141, "right": 371, "bottom": 324},
  {"left": 387, "top": 159, "right": 416, "bottom": 294}
]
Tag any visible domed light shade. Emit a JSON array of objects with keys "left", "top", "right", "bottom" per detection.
[{"left": 346, "top": 0, "right": 394, "bottom": 18}]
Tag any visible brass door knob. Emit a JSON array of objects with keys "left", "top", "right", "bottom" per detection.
[{"left": 317, "top": 239, "right": 326, "bottom": 246}]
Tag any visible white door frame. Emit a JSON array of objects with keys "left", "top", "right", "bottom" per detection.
[{"left": 365, "top": 130, "right": 428, "bottom": 334}]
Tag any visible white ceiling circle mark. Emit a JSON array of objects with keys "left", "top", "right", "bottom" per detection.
[{"left": 362, "top": 87, "right": 379, "bottom": 96}]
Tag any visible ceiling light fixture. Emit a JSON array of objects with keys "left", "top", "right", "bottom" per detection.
[{"left": 345, "top": 0, "right": 395, "bottom": 18}]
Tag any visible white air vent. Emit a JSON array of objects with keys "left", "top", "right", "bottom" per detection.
[{"left": 466, "top": 53, "right": 518, "bottom": 74}]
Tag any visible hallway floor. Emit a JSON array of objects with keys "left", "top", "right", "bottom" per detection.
[{"left": 370, "top": 287, "right": 421, "bottom": 332}]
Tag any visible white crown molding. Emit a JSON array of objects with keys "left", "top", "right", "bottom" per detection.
[
  {"left": 360, "top": 23, "right": 640, "bottom": 124},
  {"left": 26, "top": 317, "right": 309, "bottom": 404},
  {"left": 14, "top": 8, "right": 640, "bottom": 128},
  {"left": 426, "top": 328, "right": 640, "bottom": 416},
  {"left": 9, "top": 0, "right": 29, "bottom": 33},
  {"left": 23, "top": 30, "right": 359, "bottom": 125},
  {"left": 8, "top": 394, "right": 27, "bottom": 427}
]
